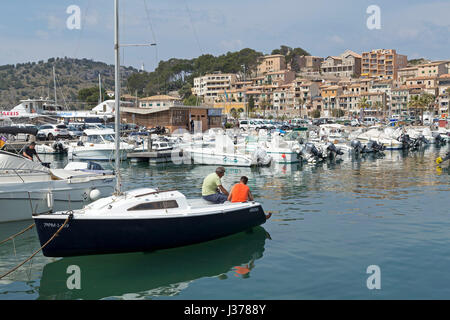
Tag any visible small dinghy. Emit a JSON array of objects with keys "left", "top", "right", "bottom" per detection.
[{"left": 33, "top": 188, "right": 269, "bottom": 257}]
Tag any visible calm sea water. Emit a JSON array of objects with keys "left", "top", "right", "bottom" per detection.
[{"left": 0, "top": 146, "right": 449, "bottom": 300}]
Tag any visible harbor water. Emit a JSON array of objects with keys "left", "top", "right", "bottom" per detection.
[{"left": 0, "top": 146, "right": 449, "bottom": 300}]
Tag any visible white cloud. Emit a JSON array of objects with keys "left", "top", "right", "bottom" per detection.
[{"left": 219, "top": 39, "right": 243, "bottom": 51}]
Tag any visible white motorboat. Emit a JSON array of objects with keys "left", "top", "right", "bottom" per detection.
[
  {"left": 35, "top": 141, "right": 69, "bottom": 154},
  {"left": 68, "top": 129, "right": 135, "bottom": 161},
  {"left": 240, "top": 133, "right": 301, "bottom": 164},
  {"left": 0, "top": 150, "right": 115, "bottom": 223},
  {"left": 185, "top": 135, "right": 272, "bottom": 167},
  {"left": 356, "top": 127, "right": 403, "bottom": 150}
]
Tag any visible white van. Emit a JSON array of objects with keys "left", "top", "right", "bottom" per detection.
[{"left": 363, "top": 117, "right": 377, "bottom": 126}]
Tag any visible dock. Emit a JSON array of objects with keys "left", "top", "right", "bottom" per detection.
[{"left": 127, "top": 150, "right": 181, "bottom": 164}]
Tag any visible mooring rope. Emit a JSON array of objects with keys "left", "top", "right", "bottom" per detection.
[
  {"left": 0, "top": 224, "right": 35, "bottom": 246},
  {"left": 0, "top": 213, "right": 73, "bottom": 280}
]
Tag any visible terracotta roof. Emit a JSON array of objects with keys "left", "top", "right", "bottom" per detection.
[
  {"left": 408, "top": 76, "right": 438, "bottom": 81},
  {"left": 140, "top": 95, "right": 181, "bottom": 101}
]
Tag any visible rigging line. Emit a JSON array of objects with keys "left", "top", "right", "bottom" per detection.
[
  {"left": 142, "top": 0, "right": 159, "bottom": 68},
  {"left": 55, "top": 75, "right": 69, "bottom": 110},
  {"left": 72, "top": 0, "right": 92, "bottom": 58},
  {"left": 183, "top": 0, "right": 203, "bottom": 55}
]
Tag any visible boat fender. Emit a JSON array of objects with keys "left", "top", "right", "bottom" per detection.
[
  {"left": 90, "top": 189, "right": 101, "bottom": 201},
  {"left": 47, "top": 192, "right": 54, "bottom": 209}
]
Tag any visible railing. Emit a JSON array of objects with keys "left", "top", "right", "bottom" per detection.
[{"left": 0, "top": 168, "right": 50, "bottom": 183}]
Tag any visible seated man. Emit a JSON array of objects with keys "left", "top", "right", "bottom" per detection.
[
  {"left": 202, "top": 167, "right": 229, "bottom": 204},
  {"left": 228, "top": 176, "right": 254, "bottom": 203}
]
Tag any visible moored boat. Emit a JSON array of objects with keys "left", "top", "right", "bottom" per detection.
[{"left": 33, "top": 188, "right": 269, "bottom": 257}]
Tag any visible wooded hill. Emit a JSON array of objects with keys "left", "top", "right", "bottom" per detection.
[
  {"left": 0, "top": 45, "right": 310, "bottom": 109},
  {"left": 0, "top": 57, "right": 137, "bottom": 109},
  {"left": 126, "top": 45, "right": 310, "bottom": 100}
]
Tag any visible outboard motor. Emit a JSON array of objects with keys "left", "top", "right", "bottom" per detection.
[
  {"left": 399, "top": 134, "right": 414, "bottom": 150},
  {"left": 366, "top": 140, "right": 385, "bottom": 152},
  {"left": 433, "top": 133, "right": 446, "bottom": 146},
  {"left": 351, "top": 140, "right": 366, "bottom": 153},
  {"left": 252, "top": 149, "right": 272, "bottom": 167},
  {"left": 326, "top": 142, "right": 344, "bottom": 159},
  {"left": 300, "top": 143, "right": 325, "bottom": 163},
  {"left": 52, "top": 141, "right": 65, "bottom": 153}
]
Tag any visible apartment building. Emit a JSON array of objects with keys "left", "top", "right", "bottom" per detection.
[
  {"left": 294, "top": 79, "right": 320, "bottom": 103},
  {"left": 139, "top": 95, "right": 182, "bottom": 108},
  {"left": 257, "top": 54, "right": 287, "bottom": 75},
  {"left": 320, "top": 50, "right": 362, "bottom": 78},
  {"left": 361, "top": 49, "right": 408, "bottom": 80},
  {"left": 406, "top": 76, "right": 439, "bottom": 96},
  {"left": 272, "top": 84, "right": 296, "bottom": 116},
  {"left": 295, "top": 56, "right": 324, "bottom": 73},
  {"left": 398, "top": 66, "right": 419, "bottom": 84},
  {"left": 417, "top": 61, "right": 449, "bottom": 77},
  {"left": 193, "top": 72, "right": 237, "bottom": 105},
  {"left": 321, "top": 85, "right": 342, "bottom": 116},
  {"left": 437, "top": 74, "right": 450, "bottom": 116}
]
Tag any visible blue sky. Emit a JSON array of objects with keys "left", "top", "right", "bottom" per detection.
[{"left": 0, "top": 0, "right": 449, "bottom": 70}]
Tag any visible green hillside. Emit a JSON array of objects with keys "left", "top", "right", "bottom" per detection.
[{"left": 0, "top": 57, "right": 137, "bottom": 110}]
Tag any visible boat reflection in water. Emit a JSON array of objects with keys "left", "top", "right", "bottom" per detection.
[{"left": 38, "top": 226, "right": 270, "bottom": 300}]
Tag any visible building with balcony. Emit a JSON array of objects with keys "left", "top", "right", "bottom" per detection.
[
  {"left": 139, "top": 95, "right": 182, "bottom": 108},
  {"left": 361, "top": 49, "right": 408, "bottom": 80},
  {"left": 295, "top": 56, "right": 324, "bottom": 73},
  {"left": 192, "top": 72, "right": 237, "bottom": 105},
  {"left": 320, "top": 50, "right": 362, "bottom": 78},
  {"left": 257, "top": 54, "right": 287, "bottom": 75}
]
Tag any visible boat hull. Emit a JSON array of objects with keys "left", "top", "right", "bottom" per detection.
[
  {"left": 188, "top": 149, "right": 255, "bottom": 167},
  {"left": 69, "top": 148, "right": 129, "bottom": 161},
  {"left": 0, "top": 180, "right": 115, "bottom": 223},
  {"left": 34, "top": 205, "right": 267, "bottom": 257}
]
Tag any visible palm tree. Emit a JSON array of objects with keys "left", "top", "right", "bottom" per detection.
[
  {"left": 408, "top": 95, "right": 422, "bottom": 123},
  {"left": 259, "top": 98, "right": 269, "bottom": 119},
  {"left": 358, "top": 97, "right": 370, "bottom": 120},
  {"left": 420, "top": 93, "right": 435, "bottom": 124},
  {"left": 374, "top": 101, "right": 383, "bottom": 119},
  {"left": 296, "top": 96, "right": 304, "bottom": 119}
]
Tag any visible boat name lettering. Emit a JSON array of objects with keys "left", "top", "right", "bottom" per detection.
[
  {"left": 43, "top": 222, "right": 70, "bottom": 228},
  {"left": 249, "top": 208, "right": 259, "bottom": 213}
]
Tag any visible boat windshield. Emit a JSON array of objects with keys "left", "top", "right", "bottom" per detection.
[
  {"left": 86, "top": 134, "right": 115, "bottom": 144},
  {"left": 102, "top": 134, "right": 115, "bottom": 143}
]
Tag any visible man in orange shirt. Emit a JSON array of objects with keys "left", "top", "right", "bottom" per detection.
[{"left": 228, "top": 176, "right": 254, "bottom": 203}]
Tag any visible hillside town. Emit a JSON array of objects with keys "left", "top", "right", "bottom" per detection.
[
  {"left": 192, "top": 49, "right": 449, "bottom": 121},
  {"left": 117, "top": 48, "right": 449, "bottom": 131}
]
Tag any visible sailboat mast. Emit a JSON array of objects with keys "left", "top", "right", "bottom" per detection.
[
  {"left": 99, "top": 74, "right": 102, "bottom": 104},
  {"left": 114, "top": 0, "right": 121, "bottom": 194},
  {"left": 53, "top": 66, "right": 57, "bottom": 105}
]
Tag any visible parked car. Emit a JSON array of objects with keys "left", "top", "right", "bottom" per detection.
[
  {"left": 67, "top": 124, "right": 84, "bottom": 138},
  {"left": 363, "top": 117, "right": 377, "bottom": 126},
  {"left": 36, "top": 124, "right": 71, "bottom": 140}
]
